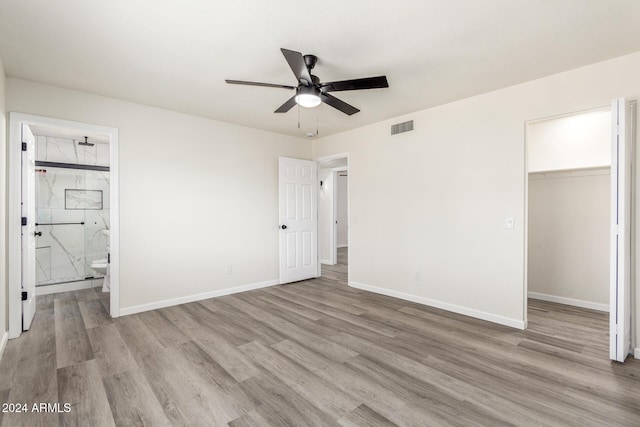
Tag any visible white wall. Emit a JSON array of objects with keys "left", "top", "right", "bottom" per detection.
[
  {"left": 336, "top": 174, "right": 348, "bottom": 247},
  {"left": 313, "top": 52, "right": 640, "bottom": 333},
  {"left": 528, "top": 169, "right": 610, "bottom": 308},
  {"left": 0, "top": 57, "right": 7, "bottom": 353},
  {"left": 318, "top": 168, "right": 333, "bottom": 263},
  {"left": 6, "top": 78, "right": 310, "bottom": 313},
  {"left": 528, "top": 110, "right": 611, "bottom": 172}
]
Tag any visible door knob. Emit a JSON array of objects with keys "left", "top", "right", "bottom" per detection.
[
  {"left": 281, "top": 225, "right": 287, "bottom": 230},
  {"left": 34, "top": 231, "right": 42, "bottom": 237}
]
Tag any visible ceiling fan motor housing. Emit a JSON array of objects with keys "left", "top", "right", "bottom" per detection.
[{"left": 304, "top": 54, "right": 318, "bottom": 71}]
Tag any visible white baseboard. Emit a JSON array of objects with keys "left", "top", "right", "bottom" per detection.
[
  {"left": 119, "top": 279, "right": 279, "bottom": 316},
  {"left": 350, "top": 281, "right": 525, "bottom": 330},
  {"left": 36, "top": 279, "right": 102, "bottom": 295},
  {"left": 337, "top": 244, "right": 348, "bottom": 248},
  {"left": 634, "top": 348, "right": 639, "bottom": 360},
  {"left": 320, "top": 259, "right": 334, "bottom": 265},
  {"left": 0, "top": 331, "right": 8, "bottom": 361},
  {"left": 527, "top": 292, "right": 609, "bottom": 312}
]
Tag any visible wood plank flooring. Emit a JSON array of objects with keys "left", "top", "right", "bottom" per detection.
[{"left": 1, "top": 247, "right": 639, "bottom": 426}]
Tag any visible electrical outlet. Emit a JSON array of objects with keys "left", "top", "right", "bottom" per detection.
[{"left": 226, "top": 264, "right": 233, "bottom": 275}]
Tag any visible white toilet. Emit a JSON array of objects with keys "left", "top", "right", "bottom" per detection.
[
  {"left": 91, "top": 245, "right": 110, "bottom": 292},
  {"left": 91, "top": 258, "right": 107, "bottom": 275}
]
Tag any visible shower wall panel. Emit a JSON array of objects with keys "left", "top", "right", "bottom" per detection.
[{"left": 35, "top": 135, "right": 109, "bottom": 166}]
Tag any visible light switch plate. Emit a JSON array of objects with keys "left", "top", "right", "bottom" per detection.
[{"left": 505, "top": 217, "right": 514, "bottom": 229}]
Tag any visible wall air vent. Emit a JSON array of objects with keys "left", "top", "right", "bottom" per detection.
[{"left": 391, "top": 120, "right": 414, "bottom": 135}]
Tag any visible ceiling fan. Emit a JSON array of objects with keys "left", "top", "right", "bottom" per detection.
[{"left": 225, "top": 48, "right": 389, "bottom": 116}]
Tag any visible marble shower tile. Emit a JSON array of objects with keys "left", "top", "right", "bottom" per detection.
[
  {"left": 36, "top": 135, "right": 47, "bottom": 160},
  {"left": 45, "top": 137, "right": 80, "bottom": 164},
  {"left": 48, "top": 223, "right": 87, "bottom": 282},
  {"left": 82, "top": 144, "right": 98, "bottom": 165},
  {"left": 51, "top": 209, "right": 84, "bottom": 224},
  {"left": 37, "top": 167, "right": 88, "bottom": 210},
  {"left": 65, "top": 189, "right": 103, "bottom": 210},
  {"left": 96, "top": 143, "right": 110, "bottom": 166},
  {"left": 36, "top": 246, "right": 52, "bottom": 283},
  {"left": 36, "top": 209, "right": 52, "bottom": 224}
]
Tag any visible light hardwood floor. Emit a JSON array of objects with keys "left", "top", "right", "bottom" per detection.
[{"left": 1, "top": 247, "right": 639, "bottom": 426}]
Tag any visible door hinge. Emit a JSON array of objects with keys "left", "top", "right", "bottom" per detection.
[
  {"left": 21, "top": 217, "right": 27, "bottom": 226},
  {"left": 21, "top": 142, "right": 27, "bottom": 151},
  {"left": 21, "top": 291, "right": 27, "bottom": 301}
]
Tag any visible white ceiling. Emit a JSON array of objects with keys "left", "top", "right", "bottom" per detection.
[{"left": 2, "top": 0, "right": 640, "bottom": 138}]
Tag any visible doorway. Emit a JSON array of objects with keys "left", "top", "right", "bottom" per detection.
[
  {"left": 8, "top": 113, "right": 120, "bottom": 339},
  {"left": 316, "top": 153, "right": 349, "bottom": 285},
  {"left": 524, "top": 100, "right": 634, "bottom": 362}
]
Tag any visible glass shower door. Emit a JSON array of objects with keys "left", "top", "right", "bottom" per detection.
[{"left": 35, "top": 166, "right": 88, "bottom": 285}]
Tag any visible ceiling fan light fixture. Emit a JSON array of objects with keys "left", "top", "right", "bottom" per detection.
[{"left": 295, "top": 86, "right": 321, "bottom": 108}]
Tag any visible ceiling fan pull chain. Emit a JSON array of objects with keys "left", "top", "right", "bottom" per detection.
[{"left": 298, "top": 105, "right": 300, "bottom": 129}]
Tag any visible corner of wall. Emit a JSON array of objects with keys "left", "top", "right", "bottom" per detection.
[{"left": 0, "top": 54, "right": 8, "bottom": 354}]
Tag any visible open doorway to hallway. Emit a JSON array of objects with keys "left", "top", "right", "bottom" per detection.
[{"left": 317, "top": 155, "right": 348, "bottom": 285}]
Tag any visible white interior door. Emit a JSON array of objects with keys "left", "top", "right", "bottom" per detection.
[
  {"left": 21, "top": 123, "right": 37, "bottom": 331},
  {"left": 610, "top": 97, "right": 634, "bottom": 362},
  {"left": 279, "top": 157, "right": 318, "bottom": 284}
]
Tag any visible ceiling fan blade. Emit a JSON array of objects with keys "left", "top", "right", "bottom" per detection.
[
  {"left": 320, "top": 93, "right": 360, "bottom": 115},
  {"left": 320, "top": 76, "right": 388, "bottom": 92},
  {"left": 274, "top": 96, "right": 298, "bottom": 113},
  {"left": 225, "top": 79, "right": 296, "bottom": 90},
  {"left": 281, "top": 48, "right": 313, "bottom": 86}
]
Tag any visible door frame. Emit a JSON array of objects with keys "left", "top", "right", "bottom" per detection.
[
  {"left": 8, "top": 113, "right": 120, "bottom": 338},
  {"left": 523, "top": 104, "right": 630, "bottom": 350},
  {"left": 314, "top": 152, "right": 350, "bottom": 282}
]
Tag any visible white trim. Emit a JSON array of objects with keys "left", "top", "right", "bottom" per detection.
[
  {"left": 314, "top": 152, "right": 350, "bottom": 163},
  {"left": 119, "top": 279, "right": 279, "bottom": 316},
  {"left": 8, "top": 115, "right": 22, "bottom": 338},
  {"left": 350, "top": 281, "right": 526, "bottom": 330},
  {"left": 8, "top": 113, "right": 120, "bottom": 338},
  {"left": 528, "top": 292, "right": 609, "bottom": 312},
  {"left": 320, "top": 259, "right": 334, "bottom": 265},
  {"left": 0, "top": 331, "right": 8, "bottom": 361},
  {"left": 528, "top": 166, "right": 611, "bottom": 180},
  {"left": 635, "top": 348, "right": 639, "bottom": 359},
  {"left": 525, "top": 104, "right": 610, "bottom": 126},
  {"left": 109, "top": 125, "right": 120, "bottom": 318},
  {"left": 35, "top": 279, "right": 102, "bottom": 296}
]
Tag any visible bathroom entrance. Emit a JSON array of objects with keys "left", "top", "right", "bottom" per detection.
[
  {"left": 33, "top": 131, "right": 111, "bottom": 293},
  {"left": 8, "top": 113, "right": 120, "bottom": 339}
]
